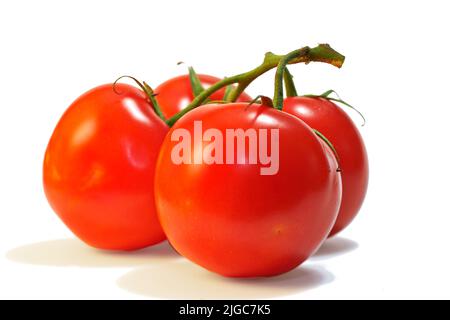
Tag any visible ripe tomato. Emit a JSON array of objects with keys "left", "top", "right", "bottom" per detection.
[
  {"left": 154, "top": 103, "right": 342, "bottom": 277},
  {"left": 43, "top": 83, "right": 168, "bottom": 250},
  {"left": 154, "top": 74, "right": 252, "bottom": 119},
  {"left": 283, "top": 97, "right": 369, "bottom": 236}
]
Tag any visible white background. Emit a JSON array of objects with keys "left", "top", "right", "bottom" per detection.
[{"left": 1, "top": 0, "right": 449, "bottom": 299}]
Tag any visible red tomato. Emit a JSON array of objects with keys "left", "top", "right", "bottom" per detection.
[
  {"left": 154, "top": 74, "right": 252, "bottom": 119},
  {"left": 155, "top": 103, "right": 342, "bottom": 277},
  {"left": 43, "top": 84, "right": 168, "bottom": 250},
  {"left": 283, "top": 97, "right": 369, "bottom": 236}
]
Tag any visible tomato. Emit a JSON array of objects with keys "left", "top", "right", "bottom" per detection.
[
  {"left": 43, "top": 83, "right": 168, "bottom": 250},
  {"left": 154, "top": 74, "right": 252, "bottom": 119},
  {"left": 283, "top": 97, "right": 369, "bottom": 236},
  {"left": 154, "top": 103, "right": 342, "bottom": 277}
]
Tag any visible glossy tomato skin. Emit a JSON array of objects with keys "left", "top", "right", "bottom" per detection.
[
  {"left": 283, "top": 97, "right": 369, "bottom": 236},
  {"left": 155, "top": 103, "right": 342, "bottom": 277},
  {"left": 154, "top": 74, "right": 252, "bottom": 119},
  {"left": 43, "top": 84, "right": 168, "bottom": 250}
]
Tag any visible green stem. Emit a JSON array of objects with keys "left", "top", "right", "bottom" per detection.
[
  {"left": 166, "top": 44, "right": 345, "bottom": 126},
  {"left": 283, "top": 67, "right": 298, "bottom": 97},
  {"left": 273, "top": 44, "right": 345, "bottom": 110},
  {"left": 113, "top": 75, "right": 166, "bottom": 121},
  {"left": 273, "top": 49, "right": 306, "bottom": 109},
  {"left": 143, "top": 82, "right": 166, "bottom": 121}
]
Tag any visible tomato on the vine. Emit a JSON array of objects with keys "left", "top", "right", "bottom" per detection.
[
  {"left": 43, "top": 83, "right": 168, "bottom": 250},
  {"left": 283, "top": 96, "right": 368, "bottom": 236},
  {"left": 154, "top": 102, "right": 342, "bottom": 277},
  {"left": 155, "top": 74, "right": 252, "bottom": 119}
]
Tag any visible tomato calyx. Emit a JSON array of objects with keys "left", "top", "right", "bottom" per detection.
[
  {"left": 188, "top": 66, "right": 207, "bottom": 98},
  {"left": 303, "top": 90, "right": 366, "bottom": 126},
  {"left": 312, "top": 129, "right": 342, "bottom": 172},
  {"left": 245, "top": 95, "right": 274, "bottom": 108},
  {"left": 283, "top": 67, "right": 298, "bottom": 98},
  {"left": 113, "top": 75, "right": 167, "bottom": 123}
]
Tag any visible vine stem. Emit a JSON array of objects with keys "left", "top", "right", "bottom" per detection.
[
  {"left": 273, "top": 44, "right": 345, "bottom": 110},
  {"left": 166, "top": 44, "right": 345, "bottom": 126}
]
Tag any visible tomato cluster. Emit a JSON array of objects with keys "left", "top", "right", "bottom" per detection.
[{"left": 43, "top": 45, "right": 368, "bottom": 277}]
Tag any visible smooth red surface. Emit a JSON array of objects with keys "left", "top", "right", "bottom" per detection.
[
  {"left": 283, "top": 97, "right": 369, "bottom": 236},
  {"left": 43, "top": 84, "right": 168, "bottom": 250},
  {"left": 154, "top": 74, "right": 252, "bottom": 119},
  {"left": 155, "top": 103, "right": 342, "bottom": 277}
]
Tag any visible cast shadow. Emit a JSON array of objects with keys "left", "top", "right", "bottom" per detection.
[
  {"left": 117, "top": 261, "right": 334, "bottom": 299},
  {"left": 311, "top": 236, "right": 359, "bottom": 261},
  {"left": 6, "top": 238, "right": 180, "bottom": 268}
]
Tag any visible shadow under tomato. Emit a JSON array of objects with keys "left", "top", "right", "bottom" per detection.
[
  {"left": 5, "top": 237, "right": 349, "bottom": 299},
  {"left": 311, "top": 236, "right": 359, "bottom": 261},
  {"left": 117, "top": 261, "right": 334, "bottom": 299},
  {"left": 6, "top": 238, "right": 180, "bottom": 268}
]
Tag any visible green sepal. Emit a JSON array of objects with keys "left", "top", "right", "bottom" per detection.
[{"left": 305, "top": 90, "right": 366, "bottom": 126}]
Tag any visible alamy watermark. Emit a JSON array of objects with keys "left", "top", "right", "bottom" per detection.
[{"left": 170, "top": 121, "right": 279, "bottom": 175}]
